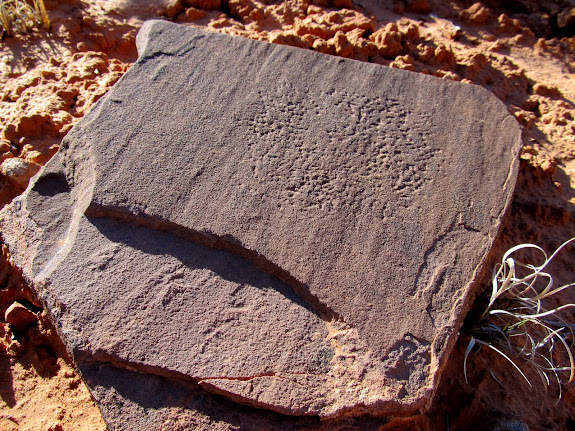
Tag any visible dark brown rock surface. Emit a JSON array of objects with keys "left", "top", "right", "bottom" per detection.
[{"left": 0, "top": 20, "right": 521, "bottom": 421}]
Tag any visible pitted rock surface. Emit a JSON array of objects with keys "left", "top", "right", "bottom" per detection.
[{"left": 0, "top": 20, "right": 521, "bottom": 420}]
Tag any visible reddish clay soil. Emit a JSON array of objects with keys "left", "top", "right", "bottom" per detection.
[{"left": 0, "top": 0, "right": 574, "bottom": 430}]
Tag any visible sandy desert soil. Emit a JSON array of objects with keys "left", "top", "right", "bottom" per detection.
[{"left": 0, "top": 0, "right": 574, "bottom": 429}]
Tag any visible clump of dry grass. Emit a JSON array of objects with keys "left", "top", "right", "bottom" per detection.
[
  {"left": 0, "top": 0, "right": 50, "bottom": 37},
  {"left": 464, "top": 237, "right": 575, "bottom": 399}
]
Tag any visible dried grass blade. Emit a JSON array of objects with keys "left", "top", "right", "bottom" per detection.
[
  {"left": 464, "top": 337, "right": 476, "bottom": 385},
  {"left": 475, "top": 339, "right": 532, "bottom": 387}
]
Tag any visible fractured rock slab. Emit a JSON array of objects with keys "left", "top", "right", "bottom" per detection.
[
  {"left": 0, "top": 20, "right": 522, "bottom": 421},
  {"left": 80, "top": 362, "right": 384, "bottom": 431}
]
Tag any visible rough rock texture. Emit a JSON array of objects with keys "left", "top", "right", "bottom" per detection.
[
  {"left": 0, "top": 20, "right": 521, "bottom": 421},
  {"left": 80, "top": 361, "right": 389, "bottom": 431}
]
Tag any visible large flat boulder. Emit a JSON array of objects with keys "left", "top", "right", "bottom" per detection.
[{"left": 0, "top": 20, "right": 521, "bottom": 421}]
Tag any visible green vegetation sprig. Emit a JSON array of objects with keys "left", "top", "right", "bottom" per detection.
[
  {"left": 0, "top": 0, "right": 50, "bottom": 38},
  {"left": 465, "top": 237, "right": 575, "bottom": 399}
]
